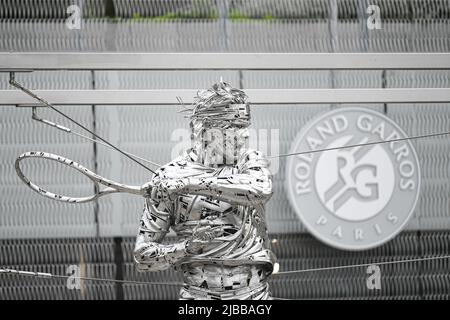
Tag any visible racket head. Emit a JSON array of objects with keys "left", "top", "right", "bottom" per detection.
[{"left": 15, "top": 151, "right": 144, "bottom": 204}]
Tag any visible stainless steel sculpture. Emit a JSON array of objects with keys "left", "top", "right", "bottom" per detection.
[
  {"left": 133, "top": 81, "right": 277, "bottom": 300},
  {"left": 11, "top": 74, "right": 276, "bottom": 300}
]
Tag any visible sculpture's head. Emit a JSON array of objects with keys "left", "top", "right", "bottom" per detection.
[{"left": 189, "top": 81, "right": 251, "bottom": 166}]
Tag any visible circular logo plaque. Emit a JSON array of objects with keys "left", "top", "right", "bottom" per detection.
[{"left": 286, "top": 107, "right": 420, "bottom": 250}]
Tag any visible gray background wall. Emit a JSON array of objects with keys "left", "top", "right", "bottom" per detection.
[{"left": 0, "top": 0, "right": 449, "bottom": 299}]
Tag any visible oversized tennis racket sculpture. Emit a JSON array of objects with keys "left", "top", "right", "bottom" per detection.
[
  {"left": 9, "top": 72, "right": 158, "bottom": 204},
  {"left": 15, "top": 151, "right": 145, "bottom": 203}
]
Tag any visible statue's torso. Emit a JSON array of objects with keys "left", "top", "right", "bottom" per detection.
[{"left": 167, "top": 165, "right": 275, "bottom": 298}]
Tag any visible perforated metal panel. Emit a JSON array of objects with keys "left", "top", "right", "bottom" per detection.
[
  {"left": 3, "top": 232, "right": 448, "bottom": 299},
  {"left": 1, "top": 0, "right": 448, "bottom": 53},
  {"left": 0, "top": 237, "right": 117, "bottom": 300}
]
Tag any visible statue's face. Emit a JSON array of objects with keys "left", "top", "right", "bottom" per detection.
[{"left": 198, "top": 126, "right": 249, "bottom": 166}]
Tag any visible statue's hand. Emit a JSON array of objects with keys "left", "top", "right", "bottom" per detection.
[
  {"left": 141, "top": 181, "right": 154, "bottom": 198},
  {"left": 185, "top": 224, "right": 223, "bottom": 255},
  {"left": 159, "top": 178, "right": 189, "bottom": 200},
  {"left": 141, "top": 176, "right": 189, "bottom": 201}
]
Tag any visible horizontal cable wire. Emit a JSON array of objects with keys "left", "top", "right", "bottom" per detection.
[
  {"left": 0, "top": 268, "right": 183, "bottom": 286},
  {"left": 274, "top": 255, "right": 450, "bottom": 275},
  {"left": 270, "top": 130, "right": 450, "bottom": 159},
  {"left": 3, "top": 254, "right": 450, "bottom": 285}
]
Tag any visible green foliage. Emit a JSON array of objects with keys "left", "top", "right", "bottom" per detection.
[
  {"left": 125, "top": 0, "right": 279, "bottom": 23},
  {"left": 229, "top": 9, "right": 249, "bottom": 21}
]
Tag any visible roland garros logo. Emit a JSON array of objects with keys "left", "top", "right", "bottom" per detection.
[{"left": 286, "top": 108, "right": 420, "bottom": 250}]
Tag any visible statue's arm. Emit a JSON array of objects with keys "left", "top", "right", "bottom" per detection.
[
  {"left": 181, "top": 150, "right": 273, "bottom": 206},
  {"left": 133, "top": 198, "right": 189, "bottom": 272}
]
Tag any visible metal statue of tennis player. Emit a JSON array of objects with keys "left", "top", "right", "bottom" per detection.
[
  {"left": 133, "top": 81, "right": 277, "bottom": 300},
  {"left": 11, "top": 73, "right": 276, "bottom": 300}
]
